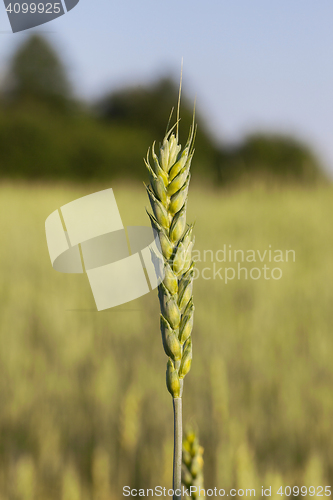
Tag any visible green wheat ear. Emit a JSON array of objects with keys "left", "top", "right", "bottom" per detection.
[
  {"left": 145, "top": 111, "right": 196, "bottom": 397},
  {"left": 145, "top": 90, "right": 196, "bottom": 500},
  {"left": 182, "top": 429, "right": 204, "bottom": 499}
]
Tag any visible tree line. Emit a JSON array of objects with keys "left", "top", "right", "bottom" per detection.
[{"left": 0, "top": 35, "right": 326, "bottom": 184}]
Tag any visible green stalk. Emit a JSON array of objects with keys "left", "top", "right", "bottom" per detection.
[{"left": 173, "top": 397, "right": 183, "bottom": 500}]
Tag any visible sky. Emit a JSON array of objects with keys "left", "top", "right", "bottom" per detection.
[{"left": 1, "top": 0, "right": 333, "bottom": 174}]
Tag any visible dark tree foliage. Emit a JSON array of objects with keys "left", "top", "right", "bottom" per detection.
[
  {"left": 98, "top": 78, "right": 178, "bottom": 135},
  {"left": 217, "top": 134, "right": 325, "bottom": 185},
  {"left": 3, "top": 34, "right": 71, "bottom": 108},
  {"left": 96, "top": 77, "right": 220, "bottom": 176},
  {"left": 0, "top": 35, "right": 326, "bottom": 184}
]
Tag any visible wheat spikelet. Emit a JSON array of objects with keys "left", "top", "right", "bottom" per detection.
[
  {"left": 145, "top": 109, "right": 196, "bottom": 399},
  {"left": 182, "top": 429, "right": 204, "bottom": 499}
]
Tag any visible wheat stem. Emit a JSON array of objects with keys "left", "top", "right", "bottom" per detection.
[{"left": 173, "top": 398, "right": 183, "bottom": 499}]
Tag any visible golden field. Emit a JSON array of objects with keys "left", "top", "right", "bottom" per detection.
[{"left": 0, "top": 181, "right": 332, "bottom": 499}]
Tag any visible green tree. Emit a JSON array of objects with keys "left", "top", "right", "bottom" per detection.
[
  {"left": 97, "top": 77, "right": 220, "bottom": 176},
  {"left": 217, "top": 133, "right": 326, "bottom": 184},
  {"left": 3, "top": 34, "right": 72, "bottom": 108}
]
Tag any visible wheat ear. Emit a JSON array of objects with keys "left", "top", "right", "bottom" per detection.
[
  {"left": 182, "top": 429, "right": 204, "bottom": 499},
  {"left": 145, "top": 108, "right": 196, "bottom": 500}
]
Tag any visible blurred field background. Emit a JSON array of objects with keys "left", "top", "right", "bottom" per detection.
[
  {"left": 0, "top": 32, "right": 333, "bottom": 500},
  {"left": 1, "top": 181, "right": 333, "bottom": 499}
]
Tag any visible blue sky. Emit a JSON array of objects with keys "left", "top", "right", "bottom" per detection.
[{"left": 1, "top": 0, "right": 333, "bottom": 173}]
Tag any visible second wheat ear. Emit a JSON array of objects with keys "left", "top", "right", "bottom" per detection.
[{"left": 145, "top": 106, "right": 196, "bottom": 500}]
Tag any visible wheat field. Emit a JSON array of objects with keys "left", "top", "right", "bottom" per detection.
[{"left": 0, "top": 181, "right": 333, "bottom": 500}]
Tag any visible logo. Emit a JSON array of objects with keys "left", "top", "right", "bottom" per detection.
[
  {"left": 45, "top": 189, "right": 165, "bottom": 311},
  {"left": 3, "top": 0, "right": 80, "bottom": 33}
]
